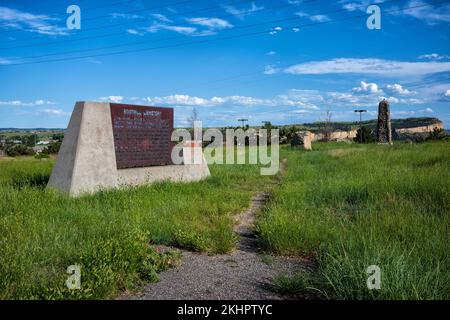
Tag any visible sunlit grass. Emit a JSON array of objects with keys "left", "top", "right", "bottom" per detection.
[
  {"left": 257, "top": 141, "right": 450, "bottom": 299},
  {"left": 0, "top": 150, "right": 273, "bottom": 299}
]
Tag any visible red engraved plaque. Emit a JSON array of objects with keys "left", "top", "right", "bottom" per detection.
[{"left": 110, "top": 103, "right": 174, "bottom": 169}]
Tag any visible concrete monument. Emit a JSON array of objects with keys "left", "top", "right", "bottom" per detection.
[
  {"left": 376, "top": 99, "right": 392, "bottom": 144},
  {"left": 47, "top": 101, "right": 210, "bottom": 196}
]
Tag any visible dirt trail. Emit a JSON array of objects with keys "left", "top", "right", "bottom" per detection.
[{"left": 120, "top": 159, "right": 306, "bottom": 300}]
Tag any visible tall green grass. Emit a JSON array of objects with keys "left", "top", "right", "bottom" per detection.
[
  {"left": 0, "top": 154, "right": 273, "bottom": 299},
  {"left": 258, "top": 141, "right": 450, "bottom": 299}
]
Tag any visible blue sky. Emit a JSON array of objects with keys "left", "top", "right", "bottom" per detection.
[{"left": 0, "top": 0, "right": 449, "bottom": 128}]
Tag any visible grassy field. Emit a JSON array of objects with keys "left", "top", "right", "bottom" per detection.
[
  {"left": 0, "top": 152, "right": 273, "bottom": 299},
  {"left": 0, "top": 141, "right": 449, "bottom": 300},
  {"left": 258, "top": 141, "right": 450, "bottom": 299}
]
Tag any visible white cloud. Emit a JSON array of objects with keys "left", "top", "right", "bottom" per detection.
[
  {"left": 274, "top": 26, "right": 282, "bottom": 31},
  {"left": 296, "top": 11, "right": 330, "bottom": 22},
  {"left": 0, "top": 6, "right": 67, "bottom": 36},
  {"left": 223, "top": 2, "right": 264, "bottom": 19},
  {"left": 126, "top": 29, "right": 144, "bottom": 36},
  {"left": 111, "top": 13, "right": 141, "bottom": 20},
  {"left": 151, "top": 13, "right": 172, "bottom": 23},
  {"left": 310, "top": 15, "right": 330, "bottom": 22},
  {"left": 264, "top": 65, "right": 281, "bottom": 74},
  {"left": 380, "top": 96, "right": 423, "bottom": 105},
  {"left": 353, "top": 81, "right": 383, "bottom": 94},
  {"left": 147, "top": 24, "right": 197, "bottom": 35},
  {"left": 282, "top": 58, "right": 450, "bottom": 77},
  {"left": 419, "top": 53, "right": 450, "bottom": 60},
  {"left": 292, "top": 27, "right": 300, "bottom": 32},
  {"left": 186, "top": 17, "right": 233, "bottom": 29},
  {"left": 340, "top": 0, "right": 382, "bottom": 12},
  {"left": 40, "top": 108, "right": 68, "bottom": 116},
  {"left": 393, "top": 107, "right": 433, "bottom": 117},
  {"left": 266, "top": 51, "right": 277, "bottom": 56},
  {"left": 110, "top": 90, "right": 324, "bottom": 110},
  {"left": 145, "top": 17, "right": 231, "bottom": 37},
  {"left": 386, "top": 83, "right": 416, "bottom": 95},
  {"left": 147, "top": 94, "right": 211, "bottom": 106},
  {"left": 441, "top": 89, "right": 450, "bottom": 101},
  {"left": 0, "top": 57, "right": 12, "bottom": 65},
  {"left": 394, "top": 0, "right": 450, "bottom": 25},
  {"left": 98, "top": 96, "right": 124, "bottom": 103},
  {"left": 0, "top": 100, "right": 54, "bottom": 106}
]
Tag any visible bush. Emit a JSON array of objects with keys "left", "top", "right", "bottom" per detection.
[
  {"left": 43, "top": 141, "right": 62, "bottom": 154},
  {"left": 6, "top": 145, "right": 35, "bottom": 157},
  {"left": 35, "top": 153, "right": 50, "bottom": 160},
  {"left": 354, "top": 126, "right": 376, "bottom": 143},
  {"left": 427, "top": 128, "right": 448, "bottom": 141}
]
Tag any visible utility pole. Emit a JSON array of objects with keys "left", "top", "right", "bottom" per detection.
[
  {"left": 354, "top": 110, "right": 367, "bottom": 143},
  {"left": 238, "top": 118, "right": 248, "bottom": 129}
]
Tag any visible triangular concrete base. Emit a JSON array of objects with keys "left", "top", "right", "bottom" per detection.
[{"left": 47, "top": 101, "right": 210, "bottom": 196}]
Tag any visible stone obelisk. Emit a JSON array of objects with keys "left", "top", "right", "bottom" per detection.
[{"left": 376, "top": 99, "right": 392, "bottom": 144}]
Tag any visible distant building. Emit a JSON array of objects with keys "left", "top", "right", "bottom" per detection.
[
  {"left": 37, "top": 140, "right": 50, "bottom": 145},
  {"left": 32, "top": 146, "right": 45, "bottom": 153},
  {"left": 0, "top": 149, "right": 5, "bottom": 157}
]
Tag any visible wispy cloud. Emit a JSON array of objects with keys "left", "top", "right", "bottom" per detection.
[
  {"left": 186, "top": 17, "right": 233, "bottom": 29},
  {"left": 223, "top": 2, "right": 264, "bottom": 19},
  {"left": 279, "top": 58, "right": 450, "bottom": 77},
  {"left": 0, "top": 100, "right": 55, "bottom": 106},
  {"left": 0, "top": 57, "right": 13, "bottom": 65},
  {"left": 0, "top": 6, "right": 67, "bottom": 35},
  {"left": 419, "top": 53, "right": 450, "bottom": 60},
  {"left": 391, "top": 0, "right": 450, "bottom": 25},
  {"left": 140, "top": 16, "right": 234, "bottom": 37},
  {"left": 98, "top": 96, "right": 124, "bottom": 103},
  {"left": 151, "top": 13, "right": 172, "bottom": 23},
  {"left": 386, "top": 83, "right": 416, "bottom": 95},
  {"left": 339, "top": 0, "right": 385, "bottom": 12},
  {"left": 296, "top": 11, "right": 330, "bottom": 22},
  {"left": 147, "top": 24, "right": 197, "bottom": 35},
  {"left": 111, "top": 12, "right": 142, "bottom": 20},
  {"left": 40, "top": 108, "right": 68, "bottom": 116}
]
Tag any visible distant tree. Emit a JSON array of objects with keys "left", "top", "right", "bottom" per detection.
[
  {"left": 43, "top": 141, "right": 62, "bottom": 154},
  {"left": 52, "top": 133, "right": 65, "bottom": 141},
  {"left": 22, "top": 134, "right": 37, "bottom": 147},
  {"left": 6, "top": 145, "right": 34, "bottom": 157},
  {"left": 319, "top": 110, "right": 333, "bottom": 142},
  {"left": 354, "top": 126, "right": 376, "bottom": 143}
]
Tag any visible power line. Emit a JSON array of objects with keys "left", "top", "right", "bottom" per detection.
[
  {"left": 0, "top": 0, "right": 141, "bottom": 28},
  {"left": 0, "top": 0, "right": 255, "bottom": 48},
  {"left": 0, "top": 0, "right": 200, "bottom": 35},
  {"left": 10, "top": 0, "right": 321, "bottom": 60},
  {"left": 1, "top": 0, "right": 448, "bottom": 67}
]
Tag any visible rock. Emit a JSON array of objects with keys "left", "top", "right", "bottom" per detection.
[{"left": 291, "top": 131, "right": 312, "bottom": 150}]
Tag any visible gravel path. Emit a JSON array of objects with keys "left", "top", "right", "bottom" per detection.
[{"left": 120, "top": 160, "right": 308, "bottom": 300}]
